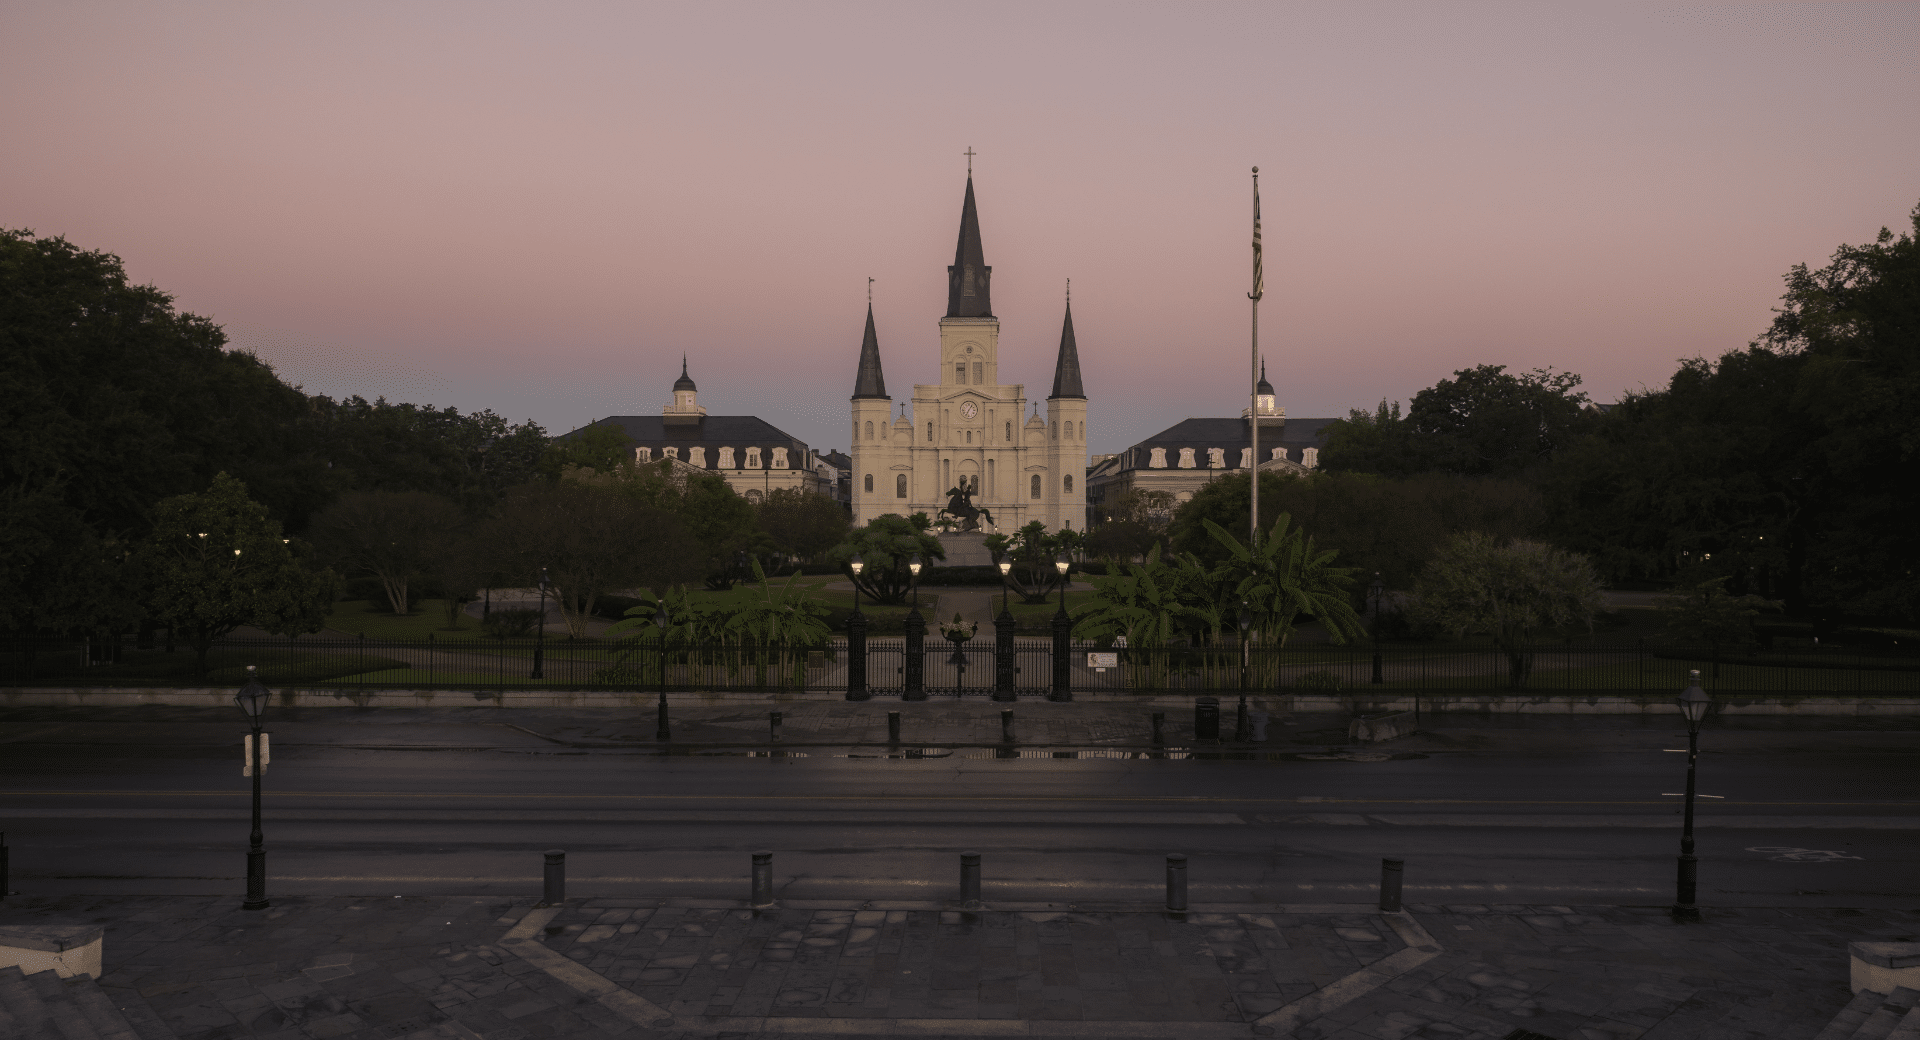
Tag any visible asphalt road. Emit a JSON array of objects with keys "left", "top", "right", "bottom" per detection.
[{"left": 3, "top": 729, "right": 1916, "bottom": 910}]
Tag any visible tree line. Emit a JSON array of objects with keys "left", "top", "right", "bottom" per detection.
[{"left": 1, "top": 228, "right": 849, "bottom": 647}]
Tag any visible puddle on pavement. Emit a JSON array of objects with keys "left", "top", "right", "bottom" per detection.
[{"left": 677, "top": 747, "right": 1428, "bottom": 762}]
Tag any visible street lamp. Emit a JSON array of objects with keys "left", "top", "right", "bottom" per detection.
[
  {"left": 908, "top": 554, "right": 924, "bottom": 613},
  {"left": 1051, "top": 552, "right": 1073, "bottom": 702},
  {"left": 1672, "top": 669, "right": 1712, "bottom": 922},
  {"left": 1368, "top": 573, "right": 1385, "bottom": 685},
  {"left": 1053, "top": 552, "right": 1071, "bottom": 617},
  {"left": 234, "top": 665, "right": 270, "bottom": 911},
  {"left": 531, "top": 567, "right": 550, "bottom": 679},
  {"left": 848, "top": 553, "right": 865, "bottom": 618},
  {"left": 996, "top": 556, "right": 1013, "bottom": 616},
  {"left": 1236, "top": 603, "right": 1253, "bottom": 742},
  {"left": 654, "top": 600, "right": 671, "bottom": 741}
]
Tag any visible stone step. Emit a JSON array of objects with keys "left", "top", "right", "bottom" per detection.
[
  {"left": 1886, "top": 1007, "right": 1920, "bottom": 1040},
  {"left": 0, "top": 964, "right": 146, "bottom": 1040},
  {"left": 1834, "top": 986, "right": 1920, "bottom": 1040}
]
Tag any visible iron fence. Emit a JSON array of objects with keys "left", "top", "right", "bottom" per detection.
[{"left": 2, "top": 634, "right": 1916, "bottom": 699}]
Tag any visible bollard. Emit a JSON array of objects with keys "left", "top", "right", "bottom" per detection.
[
  {"left": 543, "top": 849, "right": 566, "bottom": 906},
  {"left": 770, "top": 711, "right": 783, "bottom": 742},
  {"left": 1165, "top": 853, "right": 1188, "bottom": 914},
  {"left": 959, "top": 851, "right": 983, "bottom": 910},
  {"left": 888, "top": 711, "right": 901, "bottom": 744},
  {"left": 1194, "top": 698, "right": 1220, "bottom": 743},
  {"left": 1000, "top": 709, "right": 1014, "bottom": 744},
  {"left": 751, "top": 851, "right": 775, "bottom": 908},
  {"left": 1379, "top": 857, "right": 1404, "bottom": 913},
  {"left": 1, "top": 831, "right": 8, "bottom": 898},
  {"left": 1151, "top": 712, "right": 1165, "bottom": 747}
]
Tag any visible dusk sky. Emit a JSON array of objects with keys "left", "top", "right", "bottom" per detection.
[{"left": 6, "top": 2, "right": 1916, "bottom": 458}]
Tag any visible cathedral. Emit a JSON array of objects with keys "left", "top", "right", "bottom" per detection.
[{"left": 849, "top": 173, "right": 1089, "bottom": 533}]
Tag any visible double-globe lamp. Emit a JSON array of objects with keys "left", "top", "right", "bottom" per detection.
[
  {"left": 1672, "top": 669, "right": 1713, "bottom": 922},
  {"left": 234, "top": 665, "right": 271, "bottom": 911}
]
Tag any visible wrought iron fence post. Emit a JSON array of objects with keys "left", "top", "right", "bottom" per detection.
[
  {"left": 993, "top": 607, "right": 1016, "bottom": 702},
  {"left": 904, "top": 612, "right": 925, "bottom": 702},
  {"left": 846, "top": 615, "right": 869, "bottom": 702},
  {"left": 1050, "top": 612, "right": 1072, "bottom": 701}
]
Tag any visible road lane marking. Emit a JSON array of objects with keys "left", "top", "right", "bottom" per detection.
[{"left": 6, "top": 791, "right": 1918, "bottom": 806}]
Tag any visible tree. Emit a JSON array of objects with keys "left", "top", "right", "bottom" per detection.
[
  {"left": 1319, "top": 399, "right": 1426, "bottom": 476},
  {"left": 755, "top": 487, "right": 849, "bottom": 561},
  {"left": 481, "top": 481, "right": 705, "bottom": 638},
  {"left": 1083, "top": 520, "right": 1159, "bottom": 563},
  {"left": 1660, "top": 575, "right": 1780, "bottom": 648},
  {"left": 824, "top": 514, "right": 946, "bottom": 605},
  {"left": 1, "top": 229, "right": 333, "bottom": 632},
  {"left": 983, "top": 521, "right": 1071, "bottom": 603},
  {"left": 1409, "top": 365, "right": 1596, "bottom": 476},
  {"left": 1412, "top": 533, "right": 1604, "bottom": 688},
  {"left": 542, "top": 421, "right": 631, "bottom": 479},
  {"left": 574, "top": 460, "right": 759, "bottom": 587},
  {"left": 131, "top": 473, "right": 338, "bottom": 676},
  {"left": 1203, "top": 515, "right": 1364, "bottom": 648},
  {"left": 305, "top": 395, "right": 547, "bottom": 516},
  {"left": 308, "top": 491, "right": 467, "bottom": 615},
  {"left": 1101, "top": 487, "right": 1178, "bottom": 531}
]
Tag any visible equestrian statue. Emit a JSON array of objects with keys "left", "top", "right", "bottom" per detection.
[{"left": 938, "top": 479, "right": 996, "bottom": 533}]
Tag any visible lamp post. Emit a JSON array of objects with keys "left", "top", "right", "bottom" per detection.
[
  {"left": 1368, "top": 573, "right": 1385, "bottom": 685},
  {"left": 847, "top": 554, "right": 868, "bottom": 701},
  {"left": 235, "top": 665, "right": 270, "bottom": 911},
  {"left": 905, "top": 554, "right": 925, "bottom": 701},
  {"left": 531, "top": 567, "right": 550, "bottom": 679},
  {"left": 1672, "top": 669, "right": 1712, "bottom": 922},
  {"left": 994, "top": 554, "right": 1016, "bottom": 701},
  {"left": 654, "top": 601, "right": 671, "bottom": 741},
  {"left": 996, "top": 556, "right": 1013, "bottom": 617},
  {"left": 1051, "top": 551, "right": 1073, "bottom": 701},
  {"left": 1236, "top": 603, "right": 1253, "bottom": 742}
]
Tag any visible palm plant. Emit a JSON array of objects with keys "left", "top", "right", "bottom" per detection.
[{"left": 1203, "top": 515, "right": 1363, "bottom": 689}]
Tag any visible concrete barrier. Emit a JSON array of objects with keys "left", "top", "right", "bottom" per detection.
[
  {"left": 1852, "top": 941, "right": 1920, "bottom": 995},
  {"left": 1349, "top": 711, "right": 1415, "bottom": 742}
]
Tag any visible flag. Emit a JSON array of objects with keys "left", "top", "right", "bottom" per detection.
[{"left": 1250, "top": 176, "right": 1264, "bottom": 301}]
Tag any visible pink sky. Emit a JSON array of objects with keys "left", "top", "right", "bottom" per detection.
[{"left": 6, "top": 1, "right": 1916, "bottom": 458}]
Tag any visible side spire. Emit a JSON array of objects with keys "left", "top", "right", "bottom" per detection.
[
  {"left": 1049, "top": 290, "right": 1085, "bottom": 400},
  {"left": 1256, "top": 357, "right": 1272, "bottom": 396},
  {"left": 673, "top": 354, "right": 696, "bottom": 392},
  {"left": 851, "top": 300, "right": 888, "bottom": 400},
  {"left": 945, "top": 173, "right": 992, "bottom": 318}
]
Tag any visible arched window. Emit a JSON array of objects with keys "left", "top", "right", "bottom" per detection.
[
  {"left": 719, "top": 447, "right": 736, "bottom": 468},
  {"left": 1051, "top": 421, "right": 1058, "bottom": 440},
  {"left": 772, "top": 448, "right": 788, "bottom": 468},
  {"left": 664, "top": 447, "right": 679, "bottom": 460},
  {"left": 965, "top": 430, "right": 972, "bottom": 444},
  {"left": 863, "top": 474, "right": 873, "bottom": 492},
  {"left": 745, "top": 489, "right": 763, "bottom": 504},
  {"left": 896, "top": 473, "right": 907, "bottom": 498},
  {"left": 1030, "top": 474, "right": 1042, "bottom": 499},
  {"left": 1005, "top": 421, "right": 1012, "bottom": 441},
  {"left": 635, "top": 446, "right": 651, "bottom": 463},
  {"left": 746, "top": 447, "right": 762, "bottom": 468},
  {"left": 972, "top": 362, "right": 983, "bottom": 384},
  {"left": 955, "top": 363, "right": 967, "bottom": 384},
  {"left": 1066, "top": 421, "right": 1074, "bottom": 440},
  {"left": 864, "top": 421, "right": 873, "bottom": 441},
  {"left": 1064, "top": 474, "right": 1074, "bottom": 493},
  {"left": 927, "top": 422, "right": 935, "bottom": 442}
]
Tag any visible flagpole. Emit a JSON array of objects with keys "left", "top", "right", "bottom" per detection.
[{"left": 1249, "top": 166, "right": 1263, "bottom": 549}]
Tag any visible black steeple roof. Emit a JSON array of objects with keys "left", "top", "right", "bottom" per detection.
[
  {"left": 673, "top": 355, "right": 696, "bottom": 392},
  {"left": 945, "top": 176, "right": 993, "bottom": 318},
  {"left": 851, "top": 304, "right": 888, "bottom": 399},
  {"left": 1256, "top": 359, "right": 1273, "bottom": 397},
  {"left": 1049, "top": 298, "right": 1085, "bottom": 400}
]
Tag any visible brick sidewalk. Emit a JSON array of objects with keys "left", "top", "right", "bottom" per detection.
[{"left": 4, "top": 892, "right": 1908, "bottom": 1040}]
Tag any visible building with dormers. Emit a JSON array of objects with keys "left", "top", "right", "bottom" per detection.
[
  {"left": 583, "top": 359, "right": 835, "bottom": 503},
  {"left": 1084, "top": 362, "right": 1337, "bottom": 526},
  {"left": 849, "top": 173, "right": 1089, "bottom": 532}
]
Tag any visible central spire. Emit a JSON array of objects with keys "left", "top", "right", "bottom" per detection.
[
  {"left": 851, "top": 302, "right": 887, "bottom": 400},
  {"left": 946, "top": 174, "right": 993, "bottom": 318},
  {"left": 1049, "top": 294, "right": 1085, "bottom": 400}
]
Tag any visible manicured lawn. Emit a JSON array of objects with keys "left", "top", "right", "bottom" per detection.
[{"left": 325, "top": 599, "right": 490, "bottom": 640}]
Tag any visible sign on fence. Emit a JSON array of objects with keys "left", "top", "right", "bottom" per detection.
[
  {"left": 1087, "top": 652, "right": 1118, "bottom": 671},
  {"left": 244, "top": 733, "right": 270, "bottom": 776}
]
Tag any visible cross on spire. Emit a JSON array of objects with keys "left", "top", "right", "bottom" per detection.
[
  {"left": 868, "top": 276, "right": 873, "bottom": 304},
  {"left": 964, "top": 147, "right": 975, "bottom": 174}
]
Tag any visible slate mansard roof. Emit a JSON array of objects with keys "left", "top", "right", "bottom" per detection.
[
  {"left": 1113, "top": 416, "right": 1339, "bottom": 471},
  {"left": 567, "top": 416, "right": 813, "bottom": 469}
]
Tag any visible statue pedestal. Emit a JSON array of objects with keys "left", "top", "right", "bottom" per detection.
[{"left": 936, "top": 532, "right": 995, "bottom": 567}]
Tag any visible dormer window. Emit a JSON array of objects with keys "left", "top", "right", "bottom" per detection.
[
  {"left": 719, "top": 447, "right": 736, "bottom": 468},
  {"left": 771, "top": 448, "right": 787, "bottom": 468},
  {"left": 664, "top": 447, "right": 679, "bottom": 460},
  {"left": 635, "top": 446, "right": 651, "bottom": 463},
  {"left": 746, "top": 447, "right": 762, "bottom": 468}
]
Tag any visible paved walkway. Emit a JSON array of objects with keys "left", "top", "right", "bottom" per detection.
[{"left": 3, "top": 892, "right": 1908, "bottom": 1040}]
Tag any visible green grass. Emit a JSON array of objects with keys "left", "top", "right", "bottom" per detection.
[{"left": 325, "top": 599, "right": 490, "bottom": 640}]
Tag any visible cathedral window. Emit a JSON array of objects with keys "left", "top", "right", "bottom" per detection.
[
  {"left": 1005, "top": 421, "right": 1012, "bottom": 442},
  {"left": 1030, "top": 474, "right": 1041, "bottom": 499},
  {"left": 1178, "top": 448, "right": 1195, "bottom": 469},
  {"left": 1066, "top": 421, "right": 1073, "bottom": 440},
  {"left": 1051, "top": 422, "right": 1058, "bottom": 440},
  {"left": 864, "top": 421, "right": 873, "bottom": 441},
  {"left": 928, "top": 422, "right": 934, "bottom": 442},
  {"left": 986, "top": 458, "right": 994, "bottom": 495},
  {"left": 1064, "top": 474, "right": 1073, "bottom": 493},
  {"left": 635, "top": 446, "right": 651, "bottom": 463},
  {"left": 772, "top": 448, "right": 787, "bottom": 468},
  {"left": 972, "top": 362, "right": 983, "bottom": 384},
  {"left": 965, "top": 430, "right": 972, "bottom": 444},
  {"left": 664, "top": 447, "right": 679, "bottom": 460},
  {"left": 896, "top": 473, "right": 907, "bottom": 498},
  {"left": 719, "top": 447, "right": 736, "bottom": 468},
  {"left": 956, "top": 363, "right": 967, "bottom": 384},
  {"left": 746, "top": 447, "right": 762, "bottom": 468},
  {"left": 864, "top": 474, "right": 873, "bottom": 493}
]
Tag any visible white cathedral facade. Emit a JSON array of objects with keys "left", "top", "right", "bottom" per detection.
[{"left": 849, "top": 174, "right": 1089, "bottom": 533}]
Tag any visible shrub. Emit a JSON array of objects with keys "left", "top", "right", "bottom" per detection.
[
  {"left": 1294, "top": 669, "right": 1344, "bottom": 690},
  {"left": 481, "top": 607, "right": 543, "bottom": 639}
]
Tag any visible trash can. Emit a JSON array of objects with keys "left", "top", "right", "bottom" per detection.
[{"left": 1194, "top": 697, "right": 1220, "bottom": 742}]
